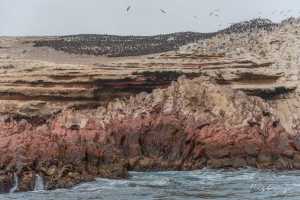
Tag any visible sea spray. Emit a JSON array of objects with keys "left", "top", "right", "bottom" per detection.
[
  {"left": 34, "top": 174, "right": 44, "bottom": 191},
  {"left": 9, "top": 173, "right": 19, "bottom": 193}
]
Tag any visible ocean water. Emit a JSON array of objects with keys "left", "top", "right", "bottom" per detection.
[{"left": 1, "top": 168, "right": 300, "bottom": 200}]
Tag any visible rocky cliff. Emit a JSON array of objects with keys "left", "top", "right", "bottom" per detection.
[
  {"left": 0, "top": 77, "right": 298, "bottom": 193},
  {"left": 0, "top": 18, "right": 300, "bottom": 193}
]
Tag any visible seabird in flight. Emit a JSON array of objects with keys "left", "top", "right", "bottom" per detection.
[
  {"left": 160, "top": 9, "right": 167, "bottom": 14},
  {"left": 126, "top": 6, "right": 131, "bottom": 12}
]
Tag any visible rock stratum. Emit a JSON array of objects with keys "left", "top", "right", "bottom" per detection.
[{"left": 0, "top": 18, "right": 300, "bottom": 193}]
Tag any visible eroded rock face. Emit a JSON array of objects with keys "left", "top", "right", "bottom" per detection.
[
  {"left": 1, "top": 18, "right": 300, "bottom": 193},
  {"left": 0, "top": 77, "right": 298, "bottom": 192}
]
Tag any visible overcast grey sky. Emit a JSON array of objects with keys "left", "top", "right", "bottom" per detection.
[{"left": 1, "top": 0, "right": 300, "bottom": 36}]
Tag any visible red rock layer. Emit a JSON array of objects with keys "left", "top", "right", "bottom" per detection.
[{"left": 0, "top": 77, "right": 299, "bottom": 193}]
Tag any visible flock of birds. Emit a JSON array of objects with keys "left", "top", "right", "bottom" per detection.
[
  {"left": 126, "top": 6, "right": 167, "bottom": 14},
  {"left": 125, "top": 5, "right": 300, "bottom": 16},
  {"left": 125, "top": 6, "right": 300, "bottom": 28}
]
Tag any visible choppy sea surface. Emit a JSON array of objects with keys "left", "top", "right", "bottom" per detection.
[{"left": 1, "top": 168, "right": 300, "bottom": 200}]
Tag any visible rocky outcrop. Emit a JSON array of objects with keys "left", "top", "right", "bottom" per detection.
[
  {"left": 220, "top": 18, "right": 278, "bottom": 34},
  {"left": 32, "top": 19, "right": 277, "bottom": 57},
  {"left": 0, "top": 77, "right": 299, "bottom": 192},
  {"left": 33, "top": 32, "right": 214, "bottom": 57},
  {"left": 1, "top": 17, "right": 300, "bottom": 193}
]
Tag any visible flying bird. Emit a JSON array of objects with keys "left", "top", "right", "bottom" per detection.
[
  {"left": 193, "top": 16, "right": 200, "bottom": 20},
  {"left": 209, "top": 9, "right": 221, "bottom": 17},
  {"left": 126, "top": 6, "right": 131, "bottom": 12},
  {"left": 160, "top": 9, "right": 167, "bottom": 14}
]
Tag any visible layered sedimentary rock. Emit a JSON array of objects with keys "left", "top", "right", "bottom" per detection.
[
  {"left": 0, "top": 18, "right": 300, "bottom": 192},
  {"left": 0, "top": 77, "right": 299, "bottom": 193}
]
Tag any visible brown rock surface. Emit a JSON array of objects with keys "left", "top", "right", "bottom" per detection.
[
  {"left": 0, "top": 77, "right": 297, "bottom": 192},
  {"left": 0, "top": 18, "right": 300, "bottom": 192}
]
